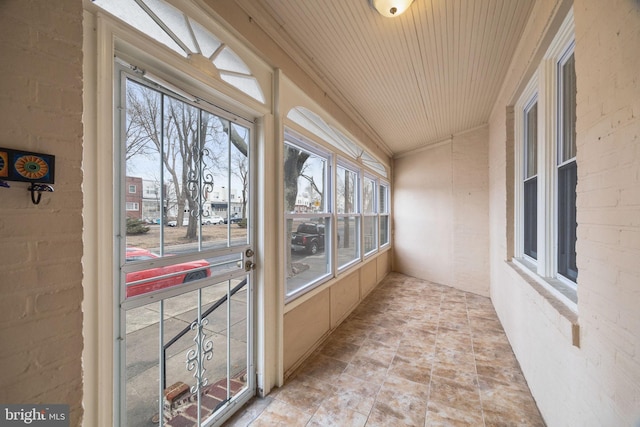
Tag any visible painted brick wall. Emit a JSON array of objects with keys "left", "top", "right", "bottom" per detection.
[
  {"left": 573, "top": 0, "right": 640, "bottom": 422},
  {"left": 393, "top": 126, "right": 490, "bottom": 296},
  {"left": 0, "top": 1, "right": 84, "bottom": 425},
  {"left": 489, "top": 0, "right": 640, "bottom": 425}
]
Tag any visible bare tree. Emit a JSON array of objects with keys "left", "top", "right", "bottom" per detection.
[
  {"left": 299, "top": 163, "right": 324, "bottom": 210},
  {"left": 202, "top": 121, "right": 249, "bottom": 222},
  {"left": 284, "top": 145, "right": 311, "bottom": 276},
  {"left": 231, "top": 150, "right": 249, "bottom": 219},
  {"left": 126, "top": 81, "right": 219, "bottom": 240}
]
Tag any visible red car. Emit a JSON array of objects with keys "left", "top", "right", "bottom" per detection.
[{"left": 125, "top": 247, "right": 211, "bottom": 297}]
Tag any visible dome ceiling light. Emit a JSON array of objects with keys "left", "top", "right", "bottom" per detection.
[{"left": 369, "top": 0, "right": 415, "bottom": 17}]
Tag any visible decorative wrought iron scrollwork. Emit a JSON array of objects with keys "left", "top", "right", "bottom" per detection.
[
  {"left": 185, "top": 317, "right": 214, "bottom": 395},
  {"left": 187, "top": 145, "right": 214, "bottom": 219}
]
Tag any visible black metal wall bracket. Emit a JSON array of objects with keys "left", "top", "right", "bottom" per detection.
[{"left": 27, "top": 183, "right": 54, "bottom": 205}]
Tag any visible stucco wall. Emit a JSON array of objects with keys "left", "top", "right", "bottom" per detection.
[
  {"left": 393, "top": 126, "right": 490, "bottom": 296},
  {"left": 0, "top": 1, "right": 84, "bottom": 424},
  {"left": 489, "top": 0, "right": 640, "bottom": 425}
]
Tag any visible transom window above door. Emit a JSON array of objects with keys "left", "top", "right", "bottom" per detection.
[{"left": 93, "top": 0, "right": 266, "bottom": 103}]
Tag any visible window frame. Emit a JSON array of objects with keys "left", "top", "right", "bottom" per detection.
[
  {"left": 362, "top": 174, "right": 378, "bottom": 257},
  {"left": 378, "top": 180, "right": 391, "bottom": 249},
  {"left": 283, "top": 127, "right": 391, "bottom": 303},
  {"left": 283, "top": 132, "right": 334, "bottom": 302},
  {"left": 555, "top": 46, "right": 578, "bottom": 284},
  {"left": 514, "top": 8, "right": 577, "bottom": 306},
  {"left": 523, "top": 94, "right": 539, "bottom": 263},
  {"left": 336, "top": 157, "right": 362, "bottom": 272},
  {"left": 125, "top": 201, "right": 139, "bottom": 211}
]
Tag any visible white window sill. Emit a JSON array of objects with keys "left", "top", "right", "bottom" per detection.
[{"left": 508, "top": 258, "right": 580, "bottom": 347}]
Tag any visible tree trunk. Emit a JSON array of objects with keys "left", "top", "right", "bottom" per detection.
[{"left": 284, "top": 146, "right": 309, "bottom": 276}]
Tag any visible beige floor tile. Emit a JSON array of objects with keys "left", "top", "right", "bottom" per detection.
[
  {"left": 388, "top": 354, "right": 433, "bottom": 385},
  {"left": 222, "top": 396, "right": 273, "bottom": 426},
  {"left": 224, "top": 273, "right": 545, "bottom": 427},
  {"left": 321, "top": 373, "right": 380, "bottom": 416},
  {"left": 429, "top": 375, "right": 482, "bottom": 411},
  {"left": 319, "top": 338, "right": 361, "bottom": 363},
  {"left": 271, "top": 375, "right": 336, "bottom": 414},
  {"left": 355, "top": 339, "right": 397, "bottom": 366},
  {"left": 306, "top": 404, "right": 368, "bottom": 427},
  {"left": 426, "top": 401, "right": 484, "bottom": 426},
  {"left": 247, "top": 399, "right": 311, "bottom": 427},
  {"left": 342, "top": 354, "right": 390, "bottom": 385},
  {"left": 294, "top": 353, "right": 348, "bottom": 383},
  {"left": 368, "top": 376, "right": 429, "bottom": 426}
]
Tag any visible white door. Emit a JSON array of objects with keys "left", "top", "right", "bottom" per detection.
[{"left": 116, "top": 69, "right": 255, "bottom": 426}]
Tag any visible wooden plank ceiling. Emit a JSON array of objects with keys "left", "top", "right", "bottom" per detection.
[{"left": 234, "top": 0, "right": 534, "bottom": 156}]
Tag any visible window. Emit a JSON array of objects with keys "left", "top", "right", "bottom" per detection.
[
  {"left": 363, "top": 176, "right": 377, "bottom": 255},
  {"left": 126, "top": 202, "right": 139, "bottom": 211},
  {"left": 94, "top": 0, "right": 266, "bottom": 103},
  {"left": 557, "top": 51, "right": 578, "bottom": 282},
  {"left": 337, "top": 161, "right": 360, "bottom": 270},
  {"left": 515, "top": 9, "right": 577, "bottom": 302},
  {"left": 283, "top": 126, "right": 391, "bottom": 301},
  {"left": 379, "top": 182, "right": 390, "bottom": 247},
  {"left": 284, "top": 134, "right": 332, "bottom": 300},
  {"left": 523, "top": 99, "right": 538, "bottom": 260},
  {"left": 128, "top": 184, "right": 136, "bottom": 193}
]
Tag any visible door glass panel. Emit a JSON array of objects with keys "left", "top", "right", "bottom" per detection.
[
  {"left": 124, "top": 80, "right": 163, "bottom": 250},
  {"left": 162, "top": 95, "right": 201, "bottom": 255},
  {"left": 228, "top": 123, "right": 250, "bottom": 245},
  {"left": 120, "top": 71, "right": 254, "bottom": 426},
  {"left": 124, "top": 78, "right": 250, "bottom": 281},
  {"left": 125, "top": 301, "right": 160, "bottom": 426},
  {"left": 200, "top": 109, "right": 230, "bottom": 251},
  {"left": 124, "top": 278, "right": 250, "bottom": 425}
]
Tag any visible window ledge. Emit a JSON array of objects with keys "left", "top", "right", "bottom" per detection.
[{"left": 508, "top": 259, "right": 580, "bottom": 347}]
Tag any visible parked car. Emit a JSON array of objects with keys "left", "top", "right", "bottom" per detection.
[
  {"left": 167, "top": 217, "right": 190, "bottom": 227},
  {"left": 125, "top": 247, "right": 211, "bottom": 297},
  {"left": 224, "top": 215, "right": 242, "bottom": 224},
  {"left": 291, "top": 222, "right": 325, "bottom": 254},
  {"left": 202, "top": 215, "right": 224, "bottom": 225}
]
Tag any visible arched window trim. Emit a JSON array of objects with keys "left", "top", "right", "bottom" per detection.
[
  {"left": 92, "top": 0, "right": 266, "bottom": 104},
  {"left": 287, "top": 106, "right": 389, "bottom": 179}
]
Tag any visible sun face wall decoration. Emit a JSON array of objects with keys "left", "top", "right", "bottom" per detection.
[
  {"left": 0, "top": 147, "right": 55, "bottom": 204},
  {"left": 0, "top": 147, "right": 55, "bottom": 184}
]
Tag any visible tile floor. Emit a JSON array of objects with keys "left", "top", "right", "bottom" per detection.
[{"left": 224, "top": 273, "right": 545, "bottom": 426}]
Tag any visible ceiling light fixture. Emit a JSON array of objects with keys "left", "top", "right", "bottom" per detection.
[{"left": 370, "top": 0, "right": 414, "bottom": 17}]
